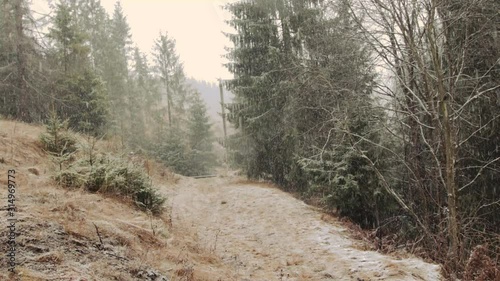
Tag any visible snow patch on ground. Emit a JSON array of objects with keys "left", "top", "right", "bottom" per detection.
[{"left": 165, "top": 177, "right": 442, "bottom": 281}]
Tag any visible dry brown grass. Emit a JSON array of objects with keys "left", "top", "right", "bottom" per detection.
[
  {"left": 0, "top": 119, "right": 233, "bottom": 281},
  {"left": 0, "top": 120, "right": 46, "bottom": 167}
]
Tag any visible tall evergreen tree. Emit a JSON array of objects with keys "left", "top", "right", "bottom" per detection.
[
  {"left": 152, "top": 32, "right": 187, "bottom": 129},
  {"left": 186, "top": 91, "right": 216, "bottom": 175},
  {"left": 225, "top": 0, "right": 387, "bottom": 227},
  {"left": 77, "top": 0, "right": 110, "bottom": 71},
  {"left": 126, "top": 47, "right": 151, "bottom": 149},
  {"left": 48, "top": 1, "right": 89, "bottom": 75},
  {"left": 0, "top": 0, "right": 44, "bottom": 121},
  {"left": 224, "top": 0, "right": 291, "bottom": 183},
  {"left": 101, "top": 1, "right": 132, "bottom": 140},
  {"left": 47, "top": 1, "right": 108, "bottom": 135}
]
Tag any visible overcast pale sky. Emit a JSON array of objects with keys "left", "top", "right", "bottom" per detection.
[
  {"left": 35, "top": 0, "right": 235, "bottom": 83},
  {"left": 102, "top": 0, "right": 235, "bottom": 83}
]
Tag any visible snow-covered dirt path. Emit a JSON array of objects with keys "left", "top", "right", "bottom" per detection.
[{"left": 164, "top": 176, "right": 442, "bottom": 281}]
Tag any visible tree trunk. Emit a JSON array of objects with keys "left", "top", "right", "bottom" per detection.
[
  {"left": 165, "top": 77, "right": 172, "bottom": 128},
  {"left": 14, "top": 0, "right": 29, "bottom": 121},
  {"left": 429, "top": 2, "right": 460, "bottom": 260}
]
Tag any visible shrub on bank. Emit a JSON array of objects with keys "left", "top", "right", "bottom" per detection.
[
  {"left": 56, "top": 155, "right": 166, "bottom": 215},
  {"left": 41, "top": 119, "right": 166, "bottom": 215}
]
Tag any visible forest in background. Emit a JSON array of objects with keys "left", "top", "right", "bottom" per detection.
[
  {"left": 222, "top": 0, "right": 499, "bottom": 278},
  {"left": 188, "top": 78, "right": 235, "bottom": 138},
  {"left": 0, "top": 0, "right": 217, "bottom": 176}
]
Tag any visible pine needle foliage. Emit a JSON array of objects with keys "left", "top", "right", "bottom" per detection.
[
  {"left": 38, "top": 114, "right": 166, "bottom": 215},
  {"left": 39, "top": 112, "right": 77, "bottom": 156},
  {"left": 56, "top": 155, "right": 166, "bottom": 215}
]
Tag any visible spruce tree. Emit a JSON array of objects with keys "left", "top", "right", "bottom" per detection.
[
  {"left": 186, "top": 91, "right": 216, "bottom": 175},
  {"left": 77, "top": 0, "right": 110, "bottom": 71},
  {"left": 101, "top": 1, "right": 132, "bottom": 141},
  {"left": 225, "top": 0, "right": 387, "bottom": 226},
  {"left": 0, "top": 0, "right": 44, "bottom": 121},
  {"left": 48, "top": 1, "right": 89, "bottom": 75},
  {"left": 152, "top": 32, "right": 187, "bottom": 130},
  {"left": 126, "top": 47, "right": 151, "bottom": 149},
  {"left": 224, "top": 0, "right": 290, "bottom": 182},
  {"left": 47, "top": 1, "right": 108, "bottom": 135}
]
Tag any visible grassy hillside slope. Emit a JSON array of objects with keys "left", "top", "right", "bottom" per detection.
[{"left": 0, "top": 120, "right": 232, "bottom": 281}]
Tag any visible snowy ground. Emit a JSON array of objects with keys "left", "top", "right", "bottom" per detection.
[{"left": 163, "top": 176, "right": 442, "bottom": 281}]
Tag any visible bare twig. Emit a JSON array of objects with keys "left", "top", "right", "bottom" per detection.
[
  {"left": 211, "top": 229, "right": 221, "bottom": 253},
  {"left": 92, "top": 222, "right": 104, "bottom": 250}
]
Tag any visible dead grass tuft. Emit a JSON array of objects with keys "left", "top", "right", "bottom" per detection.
[
  {"left": 175, "top": 264, "right": 195, "bottom": 280},
  {"left": 35, "top": 252, "right": 63, "bottom": 264}
]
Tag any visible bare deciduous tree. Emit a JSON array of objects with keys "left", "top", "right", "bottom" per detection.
[{"left": 350, "top": 0, "right": 500, "bottom": 273}]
